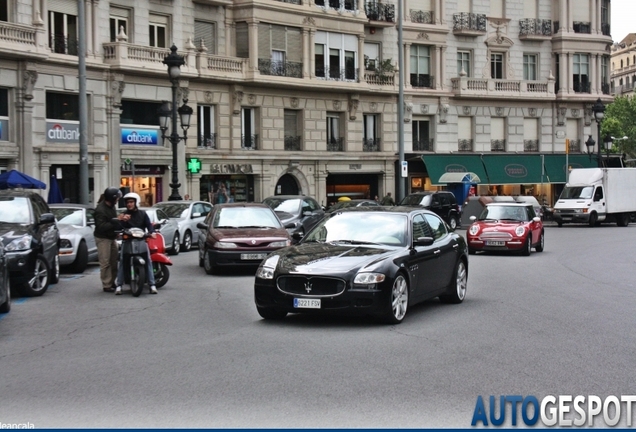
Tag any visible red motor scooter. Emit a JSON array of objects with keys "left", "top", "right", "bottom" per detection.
[{"left": 147, "top": 231, "right": 172, "bottom": 288}]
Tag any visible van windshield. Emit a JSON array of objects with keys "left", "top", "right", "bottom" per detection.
[{"left": 560, "top": 186, "right": 593, "bottom": 199}]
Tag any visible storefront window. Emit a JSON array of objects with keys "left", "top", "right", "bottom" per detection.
[{"left": 200, "top": 175, "right": 254, "bottom": 203}]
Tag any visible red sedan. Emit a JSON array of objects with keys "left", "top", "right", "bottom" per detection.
[{"left": 467, "top": 203, "right": 544, "bottom": 256}]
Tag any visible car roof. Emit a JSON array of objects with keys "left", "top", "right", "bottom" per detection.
[
  {"left": 263, "top": 195, "right": 310, "bottom": 199},
  {"left": 154, "top": 200, "right": 204, "bottom": 205},
  {"left": 486, "top": 202, "right": 533, "bottom": 207},
  {"left": 0, "top": 189, "right": 42, "bottom": 197},
  {"left": 329, "top": 205, "right": 437, "bottom": 216},
  {"left": 214, "top": 202, "right": 271, "bottom": 209},
  {"left": 49, "top": 203, "right": 94, "bottom": 209}
]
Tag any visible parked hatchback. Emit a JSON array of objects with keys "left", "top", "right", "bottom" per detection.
[
  {"left": 153, "top": 200, "right": 212, "bottom": 252},
  {"left": 197, "top": 203, "right": 291, "bottom": 274},
  {"left": 0, "top": 190, "right": 60, "bottom": 296},
  {"left": 399, "top": 191, "right": 461, "bottom": 230},
  {"left": 262, "top": 195, "right": 325, "bottom": 240}
]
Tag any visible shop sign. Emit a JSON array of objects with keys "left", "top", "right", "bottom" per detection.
[
  {"left": 120, "top": 127, "right": 159, "bottom": 145},
  {"left": 210, "top": 163, "right": 253, "bottom": 174},
  {"left": 504, "top": 164, "right": 528, "bottom": 178},
  {"left": 0, "top": 118, "right": 7, "bottom": 141},
  {"left": 121, "top": 165, "right": 166, "bottom": 175},
  {"left": 445, "top": 164, "right": 468, "bottom": 173},
  {"left": 46, "top": 120, "right": 80, "bottom": 143}
]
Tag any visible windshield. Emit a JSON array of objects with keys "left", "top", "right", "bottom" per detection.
[
  {"left": 214, "top": 207, "right": 283, "bottom": 228},
  {"left": 155, "top": 203, "right": 189, "bottom": 218},
  {"left": 263, "top": 198, "right": 301, "bottom": 215},
  {"left": 51, "top": 208, "right": 83, "bottom": 225},
  {"left": 400, "top": 194, "right": 432, "bottom": 206},
  {"left": 479, "top": 206, "right": 528, "bottom": 222},
  {"left": 559, "top": 186, "right": 593, "bottom": 200},
  {"left": 304, "top": 212, "right": 408, "bottom": 246},
  {"left": 0, "top": 197, "right": 31, "bottom": 224}
]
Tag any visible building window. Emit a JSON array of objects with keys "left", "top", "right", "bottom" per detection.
[
  {"left": 491, "top": 53, "right": 504, "bottom": 79},
  {"left": 194, "top": 20, "right": 215, "bottom": 53},
  {"left": 46, "top": 92, "right": 79, "bottom": 121},
  {"left": 284, "top": 110, "right": 301, "bottom": 151},
  {"left": 315, "top": 44, "right": 325, "bottom": 77},
  {"left": 458, "top": 116, "right": 473, "bottom": 151},
  {"left": 315, "top": 32, "right": 358, "bottom": 81},
  {"left": 197, "top": 105, "right": 216, "bottom": 148},
  {"left": 523, "top": 54, "right": 537, "bottom": 80},
  {"left": 573, "top": 53, "right": 590, "bottom": 93},
  {"left": 410, "top": 45, "right": 433, "bottom": 88},
  {"left": 457, "top": 50, "right": 471, "bottom": 76},
  {"left": 120, "top": 100, "right": 162, "bottom": 126},
  {"left": 257, "top": 24, "right": 303, "bottom": 78},
  {"left": 109, "top": 6, "right": 130, "bottom": 42},
  {"left": 363, "top": 114, "right": 380, "bottom": 152},
  {"left": 241, "top": 108, "right": 257, "bottom": 150},
  {"left": 412, "top": 119, "right": 432, "bottom": 151},
  {"left": 49, "top": 10, "right": 78, "bottom": 55},
  {"left": 524, "top": 118, "right": 539, "bottom": 152},
  {"left": 1, "top": 0, "right": 8, "bottom": 22},
  {"left": 490, "top": 117, "right": 505, "bottom": 152},
  {"left": 149, "top": 14, "right": 168, "bottom": 48},
  {"left": 326, "top": 112, "right": 343, "bottom": 151},
  {"left": 601, "top": 55, "right": 610, "bottom": 94},
  {"left": 0, "top": 88, "right": 7, "bottom": 117},
  {"left": 364, "top": 42, "right": 380, "bottom": 70}
]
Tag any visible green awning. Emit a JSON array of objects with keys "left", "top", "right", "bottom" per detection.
[
  {"left": 543, "top": 154, "right": 598, "bottom": 183},
  {"left": 479, "top": 154, "right": 546, "bottom": 184},
  {"left": 422, "top": 155, "right": 487, "bottom": 186}
]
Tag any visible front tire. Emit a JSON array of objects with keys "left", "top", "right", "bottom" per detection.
[
  {"left": 203, "top": 249, "right": 217, "bottom": 275},
  {"left": 168, "top": 233, "right": 180, "bottom": 256},
  {"left": 381, "top": 274, "right": 408, "bottom": 324},
  {"left": 153, "top": 262, "right": 170, "bottom": 288},
  {"left": 70, "top": 241, "right": 89, "bottom": 273},
  {"left": 522, "top": 236, "right": 532, "bottom": 256},
  {"left": 0, "top": 277, "right": 10, "bottom": 313},
  {"left": 535, "top": 231, "right": 545, "bottom": 252},
  {"left": 256, "top": 306, "right": 287, "bottom": 320},
  {"left": 21, "top": 254, "right": 50, "bottom": 297},
  {"left": 50, "top": 254, "right": 60, "bottom": 284},
  {"left": 440, "top": 260, "right": 467, "bottom": 304},
  {"left": 130, "top": 263, "right": 146, "bottom": 297},
  {"left": 182, "top": 231, "right": 192, "bottom": 252},
  {"left": 448, "top": 216, "right": 458, "bottom": 231},
  {"left": 588, "top": 212, "right": 598, "bottom": 227}
]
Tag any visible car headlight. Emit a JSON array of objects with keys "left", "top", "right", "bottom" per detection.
[
  {"left": 59, "top": 239, "right": 72, "bottom": 249},
  {"left": 269, "top": 240, "right": 291, "bottom": 248},
  {"left": 256, "top": 255, "right": 280, "bottom": 279},
  {"left": 215, "top": 241, "right": 237, "bottom": 249},
  {"left": 515, "top": 226, "right": 526, "bottom": 237},
  {"left": 353, "top": 272, "right": 386, "bottom": 285},
  {"left": 5, "top": 235, "right": 33, "bottom": 252},
  {"left": 469, "top": 225, "right": 480, "bottom": 236}
]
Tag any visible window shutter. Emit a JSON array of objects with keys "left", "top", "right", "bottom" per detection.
[
  {"left": 287, "top": 28, "right": 302, "bottom": 62},
  {"left": 49, "top": 0, "right": 78, "bottom": 15},
  {"left": 195, "top": 21, "right": 215, "bottom": 53},
  {"left": 110, "top": 7, "right": 130, "bottom": 19},
  {"left": 271, "top": 25, "right": 286, "bottom": 51},
  {"left": 258, "top": 23, "right": 271, "bottom": 58},
  {"left": 284, "top": 111, "right": 298, "bottom": 137},
  {"left": 236, "top": 22, "right": 249, "bottom": 58}
]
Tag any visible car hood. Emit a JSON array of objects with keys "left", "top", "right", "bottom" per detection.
[
  {"left": 276, "top": 242, "right": 395, "bottom": 274},
  {"left": 474, "top": 221, "right": 526, "bottom": 232},
  {"left": 0, "top": 222, "right": 34, "bottom": 244},
  {"left": 274, "top": 211, "right": 298, "bottom": 223},
  {"left": 213, "top": 227, "right": 290, "bottom": 242},
  {"left": 58, "top": 224, "right": 84, "bottom": 236}
]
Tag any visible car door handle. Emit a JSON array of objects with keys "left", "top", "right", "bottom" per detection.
[
  {"left": 434, "top": 249, "right": 441, "bottom": 255},
  {"left": 453, "top": 244, "right": 459, "bottom": 249}
]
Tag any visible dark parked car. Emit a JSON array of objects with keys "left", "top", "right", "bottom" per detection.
[
  {"left": 399, "top": 191, "right": 461, "bottom": 230},
  {"left": 0, "top": 241, "right": 10, "bottom": 313},
  {"left": 254, "top": 206, "right": 469, "bottom": 324},
  {"left": 326, "top": 199, "right": 380, "bottom": 213},
  {"left": 197, "top": 203, "right": 291, "bottom": 274},
  {"left": 0, "top": 190, "right": 60, "bottom": 296},
  {"left": 262, "top": 195, "right": 325, "bottom": 240}
]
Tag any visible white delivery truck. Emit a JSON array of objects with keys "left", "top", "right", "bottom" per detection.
[{"left": 553, "top": 168, "right": 636, "bottom": 227}]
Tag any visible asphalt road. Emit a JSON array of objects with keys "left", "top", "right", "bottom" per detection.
[{"left": 1, "top": 224, "right": 635, "bottom": 428}]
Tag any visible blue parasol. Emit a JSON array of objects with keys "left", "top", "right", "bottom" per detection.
[
  {"left": 0, "top": 169, "right": 46, "bottom": 190},
  {"left": 47, "top": 175, "right": 64, "bottom": 204}
]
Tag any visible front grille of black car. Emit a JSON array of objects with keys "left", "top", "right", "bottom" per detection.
[{"left": 277, "top": 276, "right": 346, "bottom": 297}]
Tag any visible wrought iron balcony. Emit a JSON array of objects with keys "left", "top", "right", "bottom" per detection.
[
  {"left": 491, "top": 139, "right": 506, "bottom": 152},
  {"left": 363, "top": 138, "right": 381, "bottom": 152},
  {"left": 458, "top": 139, "right": 473, "bottom": 152},
  {"left": 410, "top": 74, "right": 434, "bottom": 89},
  {"left": 284, "top": 136, "right": 302, "bottom": 151},
  {"left": 413, "top": 138, "right": 433, "bottom": 151},
  {"left": 519, "top": 19, "right": 552, "bottom": 39},
  {"left": 573, "top": 82, "right": 591, "bottom": 93},
  {"left": 365, "top": 2, "right": 395, "bottom": 22},
  {"left": 315, "top": 65, "right": 358, "bottom": 81},
  {"left": 198, "top": 133, "right": 217, "bottom": 149},
  {"left": 409, "top": 10, "right": 434, "bottom": 24},
  {"left": 50, "top": 34, "right": 78, "bottom": 56},
  {"left": 523, "top": 140, "right": 539, "bottom": 152},
  {"left": 241, "top": 134, "right": 258, "bottom": 150},
  {"left": 601, "top": 23, "right": 611, "bottom": 36},
  {"left": 573, "top": 21, "right": 591, "bottom": 34},
  {"left": 602, "top": 82, "right": 610, "bottom": 95},
  {"left": 453, "top": 13, "right": 486, "bottom": 35},
  {"left": 327, "top": 137, "right": 344, "bottom": 152},
  {"left": 316, "top": 0, "right": 357, "bottom": 11},
  {"left": 568, "top": 139, "right": 581, "bottom": 153},
  {"left": 258, "top": 59, "right": 303, "bottom": 78}
]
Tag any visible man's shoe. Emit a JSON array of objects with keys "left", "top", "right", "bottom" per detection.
[
  {"left": 103, "top": 287, "right": 114, "bottom": 293},
  {"left": 115, "top": 286, "right": 122, "bottom": 295},
  {"left": 149, "top": 285, "right": 158, "bottom": 294}
]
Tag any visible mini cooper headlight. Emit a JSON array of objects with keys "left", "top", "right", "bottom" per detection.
[
  {"left": 256, "top": 255, "right": 280, "bottom": 279},
  {"left": 215, "top": 241, "right": 237, "bottom": 249},
  {"left": 5, "top": 235, "right": 33, "bottom": 252},
  {"left": 353, "top": 272, "right": 386, "bottom": 285},
  {"left": 515, "top": 226, "right": 526, "bottom": 237},
  {"left": 469, "top": 225, "right": 480, "bottom": 236}
]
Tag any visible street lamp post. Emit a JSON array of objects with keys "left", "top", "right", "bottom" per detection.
[
  {"left": 592, "top": 98, "right": 606, "bottom": 168},
  {"left": 159, "top": 45, "right": 193, "bottom": 201},
  {"left": 585, "top": 135, "right": 596, "bottom": 162}
]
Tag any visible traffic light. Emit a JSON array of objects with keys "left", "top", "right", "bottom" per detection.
[{"left": 187, "top": 158, "right": 202, "bottom": 174}]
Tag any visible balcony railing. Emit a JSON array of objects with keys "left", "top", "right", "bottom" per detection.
[
  {"left": 316, "top": 0, "right": 357, "bottom": 11},
  {"left": 315, "top": 66, "right": 358, "bottom": 82},
  {"left": 524, "top": 140, "right": 539, "bottom": 152},
  {"left": 602, "top": 82, "right": 610, "bottom": 95},
  {"left": 601, "top": 23, "right": 611, "bottom": 36},
  {"left": 491, "top": 139, "right": 506, "bottom": 152},
  {"left": 451, "top": 77, "right": 555, "bottom": 98},
  {"left": 453, "top": 13, "right": 486, "bottom": 34},
  {"left": 363, "top": 138, "right": 381, "bottom": 152},
  {"left": 50, "top": 34, "right": 78, "bottom": 55},
  {"left": 458, "top": 139, "right": 473, "bottom": 152},
  {"left": 365, "top": 2, "right": 395, "bottom": 22},
  {"left": 0, "top": 21, "right": 37, "bottom": 47},
  {"left": 364, "top": 71, "right": 395, "bottom": 86},
  {"left": 519, "top": 18, "right": 552, "bottom": 37},
  {"left": 284, "top": 136, "right": 302, "bottom": 151},
  {"left": 198, "top": 133, "right": 217, "bottom": 149},
  {"left": 568, "top": 140, "right": 581, "bottom": 153},
  {"left": 573, "top": 22, "right": 591, "bottom": 34},
  {"left": 409, "top": 9, "right": 434, "bottom": 24},
  {"left": 573, "top": 81, "right": 591, "bottom": 93},
  {"left": 241, "top": 134, "right": 258, "bottom": 150},
  {"left": 410, "top": 74, "right": 434, "bottom": 88},
  {"left": 413, "top": 138, "right": 433, "bottom": 151},
  {"left": 258, "top": 59, "right": 303, "bottom": 78},
  {"left": 327, "top": 137, "right": 345, "bottom": 152}
]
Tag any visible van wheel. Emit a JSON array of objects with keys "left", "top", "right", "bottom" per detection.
[{"left": 588, "top": 212, "right": 597, "bottom": 227}]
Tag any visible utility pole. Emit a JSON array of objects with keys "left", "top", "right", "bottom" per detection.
[{"left": 78, "top": 0, "right": 89, "bottom": 204}]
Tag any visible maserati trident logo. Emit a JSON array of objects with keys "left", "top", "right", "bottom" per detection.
[{"left": 304, "top": 281, "right": 313, "bottom": 293}]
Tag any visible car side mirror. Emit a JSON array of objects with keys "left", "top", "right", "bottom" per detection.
[
  {"left": 284, "top": 222, "right": 296, "bottom": 229},
  {"left": 469, "top": 216, "right": 476, "bottom": 222},
  {"left": 413, "top": 236, "right": 434, "bottom": 247},
  {"left": 532, "top": 216, "right": 541, "bottom": 223},
  {"left": 302, "top": 211, "right": 312, "bottom": 217},
  {"left": 196, "top": 222, "right": 208, "bottom": 230},
  {"left": 292, "top": 231, "right": 304, "bottom": 241},
  {"left": 40, "top": 213, "right": 55, "bottom": 224}
]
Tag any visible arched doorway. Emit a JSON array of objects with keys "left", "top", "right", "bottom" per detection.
[{"left": 276, "top": 173, "right": 299, "bottom": 195}]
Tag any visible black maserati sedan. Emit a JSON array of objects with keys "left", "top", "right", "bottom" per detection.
[{"left": 254, "top": 206, "right": 469, "bottom": 324}]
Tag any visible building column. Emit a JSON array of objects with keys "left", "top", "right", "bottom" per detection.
[
  {"left": 358, "top": 34, "right": 365, "bottom": 83},
  {"left": 590, "top": 54, "right": 597, "bottom": 94},
  {"left": 560, "top": 0, "right": 566, "bottom": 32},
  {"left": 590, "top": 0, "right": 597, "bottom": 34},
  {"left": 302, "top": 28, "right": 310, "bottom": 78},
  {"left": 248, "top": 21, "right": 259, "bottom": 72},
  {"left": 85, "top": 0, "right": 93, "bottom": 57},
  {"left": 225, "top": 16, "right": 234, "bottom": 56},
  {"left": 309, "top": 29, "right": 315, "bottom": 79},
  {"left": 567, "top": 0, "right": 572, "bottom": 32},
  {"left": 404, "top": 43, "right": 411, "bottom": 88}
]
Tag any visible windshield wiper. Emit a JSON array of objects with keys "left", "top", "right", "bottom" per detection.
[
  {"left": 330, "top": 239, "right": 381, "bottom": 246},
  {"left": 481, "top": 218, "right": 498, "bottom": 222},
  {"left": 499, "top": 218, "right": 521, "bottom": 222},
  {"left": 241, "top": 225, "right": 275, "bottom": 229},
  {"left": 215, "top": 225, "right": 238, "bottom": 229}
]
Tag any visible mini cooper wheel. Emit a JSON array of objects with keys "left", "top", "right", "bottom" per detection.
[
  {"left": 535, "top": 231, "right": 545, "bottom": 252},
  {"left": 256, "top": 306, "right": 287, "bottom": 320},
  {"left": 440, "top": 260, "right": 467, "bottom": 304},
  {"left": 522, "top": 236, "right": 532, "bottom": 256},
  {"left": 382, "top": 274, "right": 408, "bottom": 324}
]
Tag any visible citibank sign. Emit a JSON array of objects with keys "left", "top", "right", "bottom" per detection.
[
  {"left": 46, "top": 121, "right": 80, "bottom": 143},
  {"left": 121, "top": 128, "right": 159, "bottom": 145}
]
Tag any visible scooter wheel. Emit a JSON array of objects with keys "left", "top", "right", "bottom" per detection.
[
  {"left": 154, "top": 263, "right": 170, "bottom": 288},
  {"left": 131, "top": 265, "right": 146, "bottom": 297}
]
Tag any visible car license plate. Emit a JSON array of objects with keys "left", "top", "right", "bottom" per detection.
[
  {"left": 241, "top": 253, "right": 267, "bottom": 260},
  {"left": 294, "top": 298, "right": 321, "bottom": 309},
  {"left": 486, "top": 241, "right": 505, "bottom": 246}
]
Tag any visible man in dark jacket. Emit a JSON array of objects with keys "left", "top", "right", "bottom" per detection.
[{"left": 94, "top": 187, "right": 126, "bottom": 292}]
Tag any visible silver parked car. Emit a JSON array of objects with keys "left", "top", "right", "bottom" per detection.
[
  {"left": 49, "top": 204, "right": 98, "bottom": 273},
  {"left": 153, "top": 201, "right": 213, "bottom": 252},
  {"left": 141, "top": 207, "right": 181, "bottom": 255}
]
